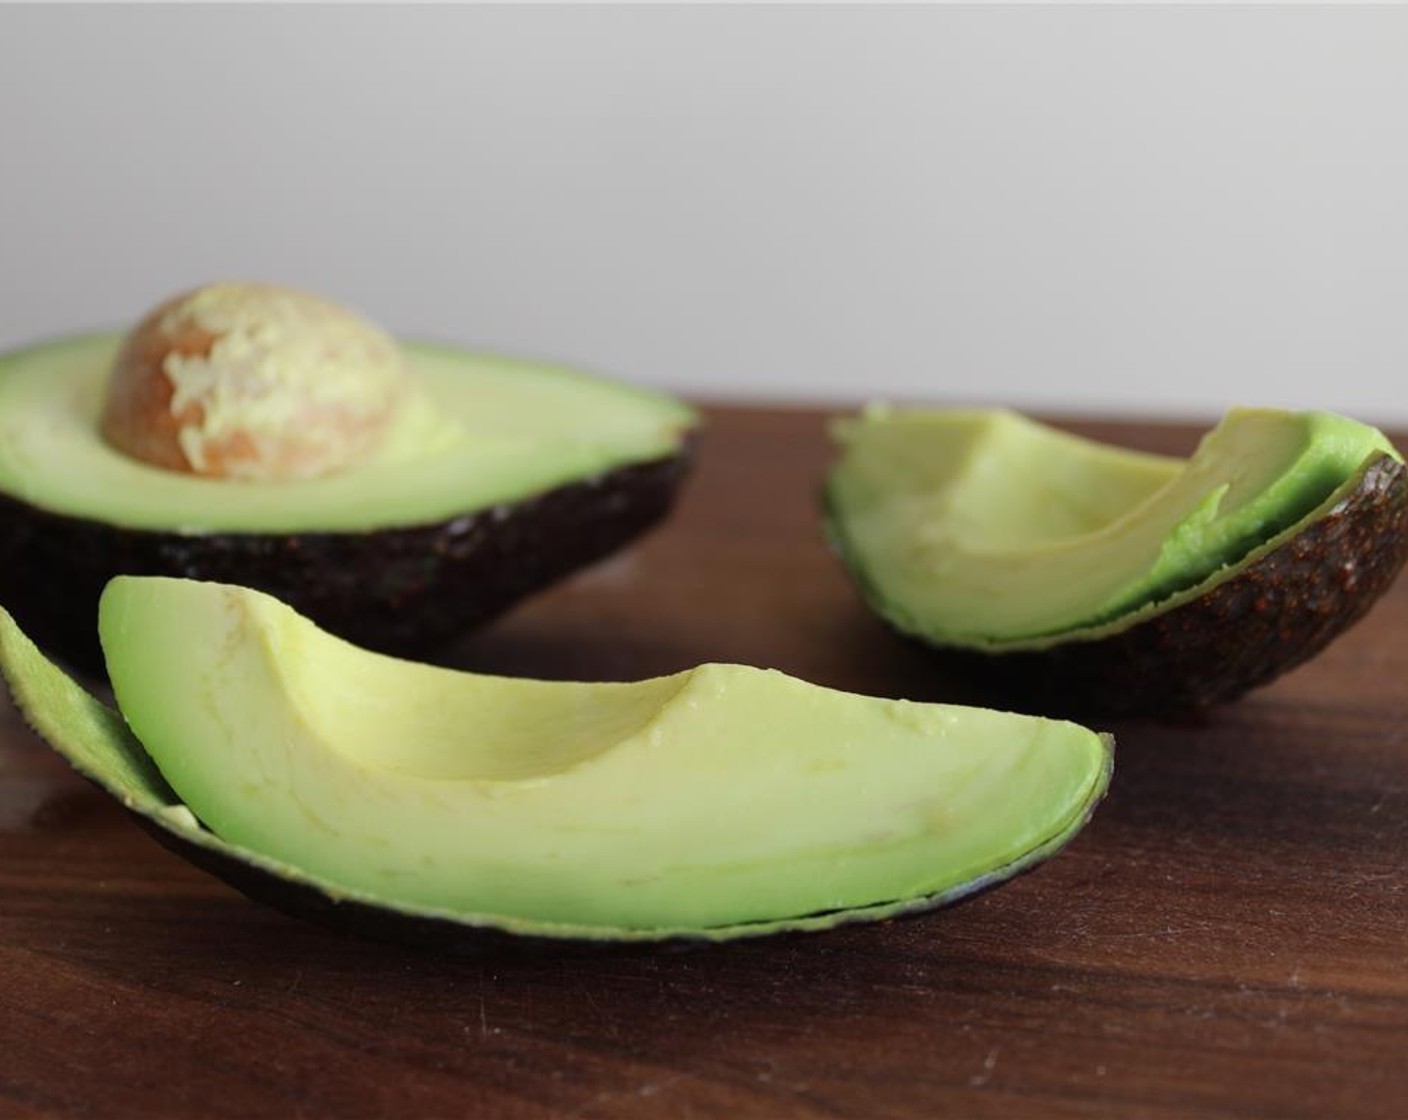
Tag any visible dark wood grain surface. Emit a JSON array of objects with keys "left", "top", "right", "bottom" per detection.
[{"left": 3, "top": 407, "right": 1406, "bottom": 1119}]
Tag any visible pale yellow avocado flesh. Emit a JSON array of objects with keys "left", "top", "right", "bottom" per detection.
[
  {"left": 0, "top": 334, "right": 694, "bottom": 533},
  {"left": 828, "top": 407, "right": 1400, "bottom": 646},
  {"left": 93, "top": 577, "right": 1111, "bottom": 933}
]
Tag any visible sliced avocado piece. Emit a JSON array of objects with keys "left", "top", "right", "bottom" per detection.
[
  {"left": 0, "top": 334, "right": 696, "bottom": 669},
  {"left": 827, "top": 407, "right": 1408, "bottom": 715},
  {"left": 0, "top": 576, "right": 1112, "bottom": 943}
]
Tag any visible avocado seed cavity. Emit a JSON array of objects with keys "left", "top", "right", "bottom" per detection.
[{"left": 100, "top": 283, "right": 409, "bottom": 481}]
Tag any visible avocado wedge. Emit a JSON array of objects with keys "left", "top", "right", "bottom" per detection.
[
  {"left": 0, "top": 333, "right": 695, "bottom": 670},
  {"left": 0, "top": 577, "right": 1112, "bottom": 945},
  {"left": 827, "top": 407, "right": 1408, "bottom": 716}
]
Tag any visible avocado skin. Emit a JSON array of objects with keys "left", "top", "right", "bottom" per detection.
[
  {"left": 124, "top": 765, "right": 1110, "bottom": 952},
  {"left": 0, "top": 448, "right": 692, "bottom": 675},
  {"left": 960, "top": 454, "right": 1408, "bottom": 717}
]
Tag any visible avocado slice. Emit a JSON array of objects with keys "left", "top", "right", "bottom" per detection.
[
  {"left": 0, "top": 334, "right": 696, "bottom": 669},
  {"left": 0, "top": 576, "right": 1112, "bottom": 944},
  {"left": 827, "top": 407, "right": 1408, "bottom": 715}
]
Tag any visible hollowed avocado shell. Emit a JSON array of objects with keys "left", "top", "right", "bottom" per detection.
[
  {"left": 966, "top": 453, "right": 1408, "bottom": 716},
  {"left": 0, "top": 448, "right": 691, "bottom": 675},
  {"left": 835, "top": 452, "right": 1408, "bottom": 718}
]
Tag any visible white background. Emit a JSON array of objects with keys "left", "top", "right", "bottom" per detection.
[{"left": 2, "top": 5, "right": 1405, "bottom": 423}]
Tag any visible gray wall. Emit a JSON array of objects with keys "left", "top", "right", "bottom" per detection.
[{"left": 2, "top": 5, "right": 1406, "bottom": 422}]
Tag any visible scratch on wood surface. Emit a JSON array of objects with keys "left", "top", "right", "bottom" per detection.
[
  {"left": 969, "top": 1048, "right": 1000, "bottom": 1088},
  {"left": 565, "top": 1073, "right": 694, "bottom": 1118}
]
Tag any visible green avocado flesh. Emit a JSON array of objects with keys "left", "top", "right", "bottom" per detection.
[
  {"left": 827, "top": 407, "right": 1400, "bottom": 648},
  {"left": 0, "top": 577, "right": 1111, "bottom": 941},
  {"left": 0, "top": 334, "right": 694, "bottom": 533}
]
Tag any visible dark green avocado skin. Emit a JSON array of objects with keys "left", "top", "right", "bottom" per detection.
[
  {"left": 965, "top": 454, "right": 1408, "bottom": 718},
  {"left": 0, "top": 449, "right": 692, "bottom": 675},
  {"left": 125, "top": 774, "right": 1108, "bottom": 953}
]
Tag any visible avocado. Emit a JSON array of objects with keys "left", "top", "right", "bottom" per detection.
[
  {"left": 0, "top": 331, "right": 695, "bottom": 670},
  {"left": 827, "top": 407, "right": 1408, "bottom": 716},
  {"left": 0, "top": 576, "right": 1113, "bottom": 945}
]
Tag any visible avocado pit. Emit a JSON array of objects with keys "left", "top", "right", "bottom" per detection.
[{"left": 100, "top": 282, "right": 408, "bottom": 481}]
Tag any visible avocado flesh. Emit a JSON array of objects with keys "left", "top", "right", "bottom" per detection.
[
  {"left": 977, "top": 453, "right": 1408, "bottom": 716},
  {"left": 828, "top": 407, "right": 1400, "bottom": 647},
  {"left": 0, "top": 334, "right": 694, "bottom": 533},
  {"left": 80, "top": 577, "right": 1111, "bottom": 935}
]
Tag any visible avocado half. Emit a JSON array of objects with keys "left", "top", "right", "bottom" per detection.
[
  {"left": 826, "top": 407, "right": 1408, "bottom": 716},
  {"left": 0, "top": 576, "right": 1113, "bottom": 947},
  {"left": 0, "top": 334, "right": 696, "bottom": 671}
]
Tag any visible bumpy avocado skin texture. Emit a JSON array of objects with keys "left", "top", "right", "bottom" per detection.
[
  {"left": 0, "top": 448, "right": 691, "bottom": 674},
  {"left": 972, "top": 453, "right": 1408, "bottom": 717}
]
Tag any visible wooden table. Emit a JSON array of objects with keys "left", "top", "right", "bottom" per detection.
[{"left": 3, "top": 407, "right": 1406, "bottom": 1119}]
